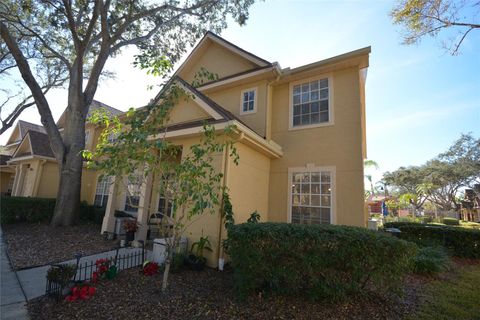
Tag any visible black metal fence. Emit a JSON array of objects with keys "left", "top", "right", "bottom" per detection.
[{"left": 46, "top": 246, "right": 145, "bottom": 299}]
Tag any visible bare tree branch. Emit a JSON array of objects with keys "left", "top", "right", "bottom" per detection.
[{"left": 0, "top": 21, "right": 64, "bottom": 159}]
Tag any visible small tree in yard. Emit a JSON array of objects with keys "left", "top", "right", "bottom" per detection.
[
  {"left": 0, "top": 0, "right": 255, "bottom": 226},
  {"left": 86, "top": 80, "right": 238, "bottom": 291}
]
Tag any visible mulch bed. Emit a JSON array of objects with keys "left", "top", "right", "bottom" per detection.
[
  {"left": 28, "top": 267, "right": 423, "bottom": 320},
  {"left": 2, "top": 223, "right": 117, "bottom": 269}
]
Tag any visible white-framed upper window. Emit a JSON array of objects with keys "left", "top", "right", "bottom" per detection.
[
  {"left": 290, "top": 76, "right": 332, "bottom": 129},
  {"left": 240, "top": 88, "right": 257, "bottom": 114},
  {"left": 288, "top": 166, "right": 335, "bottom": 225},
  {"left": 94, "top": 175, "right": 111, "bottom": 207}
]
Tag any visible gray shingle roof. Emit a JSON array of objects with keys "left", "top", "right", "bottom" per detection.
[
  {"left": 28, "top": 131, "right": 55, "bottom": 158},
  {"left": 17, "top": 120, "right": 46, "bottom": 140},
  {"left": 88, "top": 100, "right": 124, "bottom": 117}
]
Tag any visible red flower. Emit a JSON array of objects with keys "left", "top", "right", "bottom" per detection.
[
  {"left": 65, "top": 295, "right": 77, "bottom": 302},
  {"left": 65, "top": 284, "right": 96, "bottom": 302},
  {"left": 142, "top": 262, "right": 159, "bottom": 276}
]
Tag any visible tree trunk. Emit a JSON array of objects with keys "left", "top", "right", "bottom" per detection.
[
  {"left": 162, "top": 259, "right": 171, "bottom": 292},
  {"left": 51, "top": 151, "right": 83, "bottom": 226},
  {"left": 51, "top": 94, "right": 86, "bottom": 226}
]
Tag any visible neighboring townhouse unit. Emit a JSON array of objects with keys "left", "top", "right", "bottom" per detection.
[
  {"left": 0, "top": 101, "right": 123, "bottom": 201},
  {"left": 98, "top": 32, "right": 370, "bottom": 267}
]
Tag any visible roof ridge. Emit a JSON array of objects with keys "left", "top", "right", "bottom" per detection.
[{"left": 205, "top": 31, "right": 271, "bottom": 66}]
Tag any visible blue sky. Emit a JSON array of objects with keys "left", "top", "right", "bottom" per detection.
[{"left": 1, "top": 0, "right": 479, "bottom": 182}]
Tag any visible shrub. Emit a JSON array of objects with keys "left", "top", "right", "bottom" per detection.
[
  {"left": 386, "top": 223, "right": 480, "bottom": 258},
  {"left": 1, "top": 196, "right": 105, "bottom": 224},
  {"left": 413, "top": 246, "right": 450, "bottom": 274},
  {"left": 442, "top": 217, "right": 460, "bottom": 226},
  {"left": 227, "top": 223, "right": 417, "bottom": 300},
  {"left": 0, "top": 196, "right": 56, "bottom": 223}
]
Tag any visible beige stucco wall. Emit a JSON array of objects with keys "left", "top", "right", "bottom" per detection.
[
  {"left": 28, "top": 161, "right": 97, "bottom": 204},
  {"left": 268, "top": 67, "right": 365, "bottom": 227},
  {"left": 208, "top": 80, "right": 268, "bottom": 137},
  {"left": 167, "top": 98, "right": 210, "bottom": 125},
  {"left": 173, "top": 136, "right": 225, "bottom": 267},
  {"left": 180, "top": 41, "right": 257, "bottom": 83},
  {"left": 226, "top": 142, "right": 270, "bottom": 224},
  {"left": 36, "top": 162, "right": 59, "bottom": 198}
]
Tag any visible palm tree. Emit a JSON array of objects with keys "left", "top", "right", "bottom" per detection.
[{"left": 364, "top": 160, "right": 379, "bottom": 196}]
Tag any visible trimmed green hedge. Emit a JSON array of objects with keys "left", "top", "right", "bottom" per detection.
[
  {"left": 384, "top": 222, "right": 480, "bottom": 258},
  {"left": 227, "top": 223, "right": 417, "bottom": 300},
  {"left": 0, "top": 196, "right": 105, "bottom": 224}
]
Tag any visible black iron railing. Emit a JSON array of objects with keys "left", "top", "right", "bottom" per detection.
[{"left": 46, "top": 244, "right": 145, "bottom": 300}]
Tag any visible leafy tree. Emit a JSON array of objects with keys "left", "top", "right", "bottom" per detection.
[
  {"left": 391, "top": 0, "right": 480, "bottom": 55},
  {"left": 384, "top": 134, "right": 480, "bottom": 211},
  {"left": 0, "top": 0, "right": 255, "bottom": 226},
  {"left": 87, "top": 79, "right": 239, "bottom": 291}
]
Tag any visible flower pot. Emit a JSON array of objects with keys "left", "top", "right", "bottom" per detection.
[
  {"left": 125, "top": 231, "right": 135, "bottom": 242},
  {"left": 186, "top": 254, "right": 206, "bottom": 271}
]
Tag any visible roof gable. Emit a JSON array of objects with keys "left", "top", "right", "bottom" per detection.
[
  {"left": 151, "top": 76, "right": 260, "bottom": 136},
  {"left": 176, "top": 32, "right": 271, "bottom": 83},
  {"left": 6, "top": 120, "right": 46, "bottom": 145},
  {"left": 56, "top": 100, "right": 123, "bottom": 128},
  {"left": 12, "top": 130, "right": 55, "bottom": 160}
]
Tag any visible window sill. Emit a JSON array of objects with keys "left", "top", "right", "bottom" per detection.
[
  {"left": 240, "top": 110, "right": 257, "bottom": 116},
  {"left": 288, "top": 121, "right": 334, "bottom": 131}
]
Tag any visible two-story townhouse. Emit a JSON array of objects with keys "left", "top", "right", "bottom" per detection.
[
  {"left": 99, "top": 32, "right": 370, "bottom": 267},
  {"left": 0, "top": 101, "right": 123, "bottom": 203}
]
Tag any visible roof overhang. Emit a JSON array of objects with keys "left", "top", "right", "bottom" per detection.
[
  {"left": 149, "top": 120, "right": 283, "bottom": 159},
  {"left": 7, "top": 154, "right": 56, "bottom": 164},
  {"left": 196, "top": 65, "right": 279, "bottom": 93},
  {"left": 275, "top": 46, "right": 371, "bottom": 84}
]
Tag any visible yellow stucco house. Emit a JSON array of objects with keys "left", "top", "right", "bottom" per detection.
[
  {"left": 99, "top": 32, "right": 370, "bottom": 266},
  {"left": 1, "top": 32, "right": 370, "bottom": 267},
  {"left": 0, "top": 102, "right": 123, "bottom": 202}
]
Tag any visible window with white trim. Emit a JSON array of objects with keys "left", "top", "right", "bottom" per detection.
[
  {"left": 241, "top": 88, "right": 256, "bottom": 114},
  {"left": 124, "top": 176, "right": 141, "bottom": 213},
  {"left": 292, "top": 78, "right": 329, "bottom": 127},
  {"left": 290, "top": 169, "right": 332, "bottom": 224},
  {"left": 94, "top": 176, "right": 111, "bottom": 207}
]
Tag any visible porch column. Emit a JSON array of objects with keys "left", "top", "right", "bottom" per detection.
[
  {"left": 12, "top": 164, "right": 26, "bottom": 196},
  {"left": 101, "top": 176, "right": 118, "bottom": 234},
  {"left": 32, "top": 160, "right": 46, "bottom": 196},
  {"left": 135, "top": 171, "right": 153, "bottom": 241}
]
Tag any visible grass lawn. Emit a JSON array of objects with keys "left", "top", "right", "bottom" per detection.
[{"left": 408, "top": 264, "right": 480, "bottom": 320}]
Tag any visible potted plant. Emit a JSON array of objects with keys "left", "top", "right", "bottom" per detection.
[
  {"left": 123, "top": 220, "right": 138, "bottom": 242},
  {"left": 46, "top": 264, "right": 77, "bottom": 297},
  {"left": 187, "top": 235, "right": 212, "bottom": 271}
]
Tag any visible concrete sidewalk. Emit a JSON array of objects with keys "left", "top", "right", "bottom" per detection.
[{"left": 0, "top": 228, "right": 30, "bottom": 320}]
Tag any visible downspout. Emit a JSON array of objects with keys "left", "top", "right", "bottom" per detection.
[
  {"left": 216, "top": 143, "right": 232, "bottom": 270},
  {"left": 265, "top": 66, "right": 281, "bottom": 141}
]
